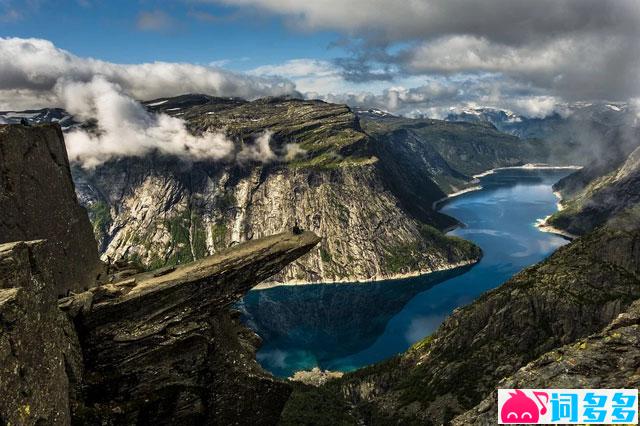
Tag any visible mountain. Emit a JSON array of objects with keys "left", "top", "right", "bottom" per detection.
[
  {"left": 0, "top": 124, "right": 103, "bottom": 295},
  {"left": 446, "top": 103, "right": 639, "bottom": 167},
  {"left": 0, "top": 108, "right": 78, "bottom": 129},
  {"left": 542, "top": 111, "right": 640, "bottom": 237},
  {"left": 61, "top": 95, "right": 551, "bottom": 285}
]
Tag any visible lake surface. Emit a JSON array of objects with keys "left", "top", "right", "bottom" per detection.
[{"left": 239, "top": 169, "right": 572, "bottom": 377}]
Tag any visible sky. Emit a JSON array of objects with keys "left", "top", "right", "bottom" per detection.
[{"left": 1, "top": 0, "right": 640, "bottom": 118}]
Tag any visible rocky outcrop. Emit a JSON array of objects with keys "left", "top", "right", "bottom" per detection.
[
  {"left": 64, "top": 230, "right": 320, "bottom": 425},
  {"left": 0, "top": 123, "right": 321, "bottom": 425},
  {"left": 0, "top": 230, "right": 319, "bottom": 426},
  {"left": 453, "top": 298, "right": 640, "bottom": 425},
  {"left": 0, "top": 124, "right": 102, "bottom": 295},
  {"left": 0, "top": 240, "right": 82, "bottom": 426}
]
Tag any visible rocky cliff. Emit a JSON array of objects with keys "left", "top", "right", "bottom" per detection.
[
  {"left": 71, "top": 96, "right": 509, "bottom": 285},
  {"left": 0, "top": 124, "right": 321, "bottom": 425},
  {"left": 454, "top": 296, "right": 640, "bottom": 425},
  {"left": 65, "top": 230, "right": 320, "bottom": 425},
  {"left": 0, "top": 124, "right": 103, "bottom": 295},
  {"left": 0, "top": 240, "right": 82, "bottom": 425}
]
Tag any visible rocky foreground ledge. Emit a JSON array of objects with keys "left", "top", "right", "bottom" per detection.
[{"left": 1, "top": 231, "right": 319, "bottom": 425}]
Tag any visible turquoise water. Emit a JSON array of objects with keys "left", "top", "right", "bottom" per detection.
[{"left": 239, "top": 169, "right": 572, "bottom": 377}]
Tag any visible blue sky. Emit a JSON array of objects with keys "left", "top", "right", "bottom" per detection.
[
  {"left": 1, "top": 0, "right": 638, "bottom": 117},
  {"left": 0, "top": 0, "right": 342, "bottom": 69}
]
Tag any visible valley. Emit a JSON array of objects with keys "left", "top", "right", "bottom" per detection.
[{"left": 241, "top": 168, "right": 572, "bottom": 377}]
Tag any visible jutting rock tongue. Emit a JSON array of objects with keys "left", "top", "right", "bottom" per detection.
[
  {"left": 64, "top": 230, "right": 321, "bottom": 425},
  {"left": 0, "top": 123, "right": 103, "bottom": 295}
]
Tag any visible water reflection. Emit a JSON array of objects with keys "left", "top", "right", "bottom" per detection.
[{"left": 239, "top": 267, "right": 471, "bottom": 376}]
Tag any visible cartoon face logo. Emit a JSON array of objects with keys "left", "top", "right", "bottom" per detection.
[{"left": 500, "top": 390, "right": 548, "bottom": 424}]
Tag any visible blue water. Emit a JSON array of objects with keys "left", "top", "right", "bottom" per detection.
[{"left": 239, "top": 169, "right": 572, "bottom": 377}]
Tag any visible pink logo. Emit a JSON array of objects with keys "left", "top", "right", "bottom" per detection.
[{"left": 500, "top": 390, "right": 548, "bottom": 424}]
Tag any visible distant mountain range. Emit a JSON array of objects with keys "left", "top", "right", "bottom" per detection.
[{"left": 0, "top": 108, "right": 78, "bottom": 129}]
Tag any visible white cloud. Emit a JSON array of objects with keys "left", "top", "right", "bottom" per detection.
[
  {"left": 249, "top": 58, "right": 348, "bottom": 94},
  {"left": 236, "top": 130, "right": 276, "bottom": 163},
  {"left": 208, "top": 0, "right": 639, "bottom": 44},
  {"left": 205, "top": 0, "right": 640, "bottom": 102},
  {"left": 0, "top": 37, "right": 298, "bottom": 110},
  {"left": 60, "top": 77, "right": 236, "bottom": 168}
]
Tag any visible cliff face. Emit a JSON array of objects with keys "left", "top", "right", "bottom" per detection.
[
  {"left": 0, "top": 124, "right": 103, "bottom": 295},
  {"left": 76, "top": 160, "right": 479, "bottom": 285},
  {"left": 72, "top": 96, "right": 500, "bottom": 285},
  {"left": 454, "top": 297, "right": 640, "bottom": 425},
  {"left": 0, "top": 240, "right": 82, "bottom": 426},
  {"left": 65, "top": 230, "right": 320, "bottom": 425}
]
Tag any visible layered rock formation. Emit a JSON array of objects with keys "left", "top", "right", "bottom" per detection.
[
  {"left": 0, "top": 240, "right": 82, "bottom": 426},
  {"left": 454, "top": 297, "right": 640, "bottom": 425},
  {"left": 65, "top": 230, "right": 320, "bottom": 425},
  {"left": 0, "top": 124, "right": 103, "bottom": 295}
]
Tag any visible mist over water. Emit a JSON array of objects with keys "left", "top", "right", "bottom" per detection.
[{"left": 240, "top": 169, "right": 573, "bottom": 377}]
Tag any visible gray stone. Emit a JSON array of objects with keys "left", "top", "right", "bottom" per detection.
[{"left": 0, "top": 124, "right": 103, "bottom": 295}]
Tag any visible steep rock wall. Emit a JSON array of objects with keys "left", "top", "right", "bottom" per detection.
[
  {"left": 0, "top": 124, "right": 102, "bottom": 295},
  {"left": 75, "top": 161, "right": 480, "bottom": 285}
]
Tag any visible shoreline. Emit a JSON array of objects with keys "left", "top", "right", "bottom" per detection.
[
  {"left": 433, "top": 163, "right": 581, "bottom": 210},
  {"left": 432, "top": 185, "right": 483, "bottom": 209},
  {"left": 535, "top": 215, "right": 577, "bottom": 240},
  {"left": 534, "top": 185, "right": 578, "bottom": 241},
  {"left": 472, "top": 163, "right": 582, "bottom": 179},
  {"left": 553, "top": 191, "right": 565, "bottom": 211},
  {"left": 253, "top": 258, "right": 479, "bottom": 290},
  {"left": 256, "top": 163, "right": 581, "bottom": 290}
]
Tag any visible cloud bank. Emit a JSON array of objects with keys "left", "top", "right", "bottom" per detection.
[
  {"left": 0, "top": 37, "right": 305, "bottom": 167},
  {"left": 60, "top": 77, "right": 236, "bottom": 168},
  {"left": 212, "top": 0, "right": 640, "bottom": 102},
  {"left": 0, "top": 37, "right": 298, "bottom": 111}
]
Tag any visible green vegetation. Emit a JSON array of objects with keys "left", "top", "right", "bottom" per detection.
[
  {"left": 163, "top": 210, "right": 196, "bottom": 267},
  {"left": 190, "top": 213, "right": 208, "bottom": 259},
  {"left": 279, "top": 383, "right": 357, "bottom": 426},
  {"left": 210, "top": 222, "right": 227, "bottom": 250},
  {"left": 383, "top": 224, "right": 481, "bottom": 274},
  {"left": 320, "top": 247, "right": 332, "bottom": 263},
  {"left": 87, "top": 201, "right": 111, "bottom": 236}
]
